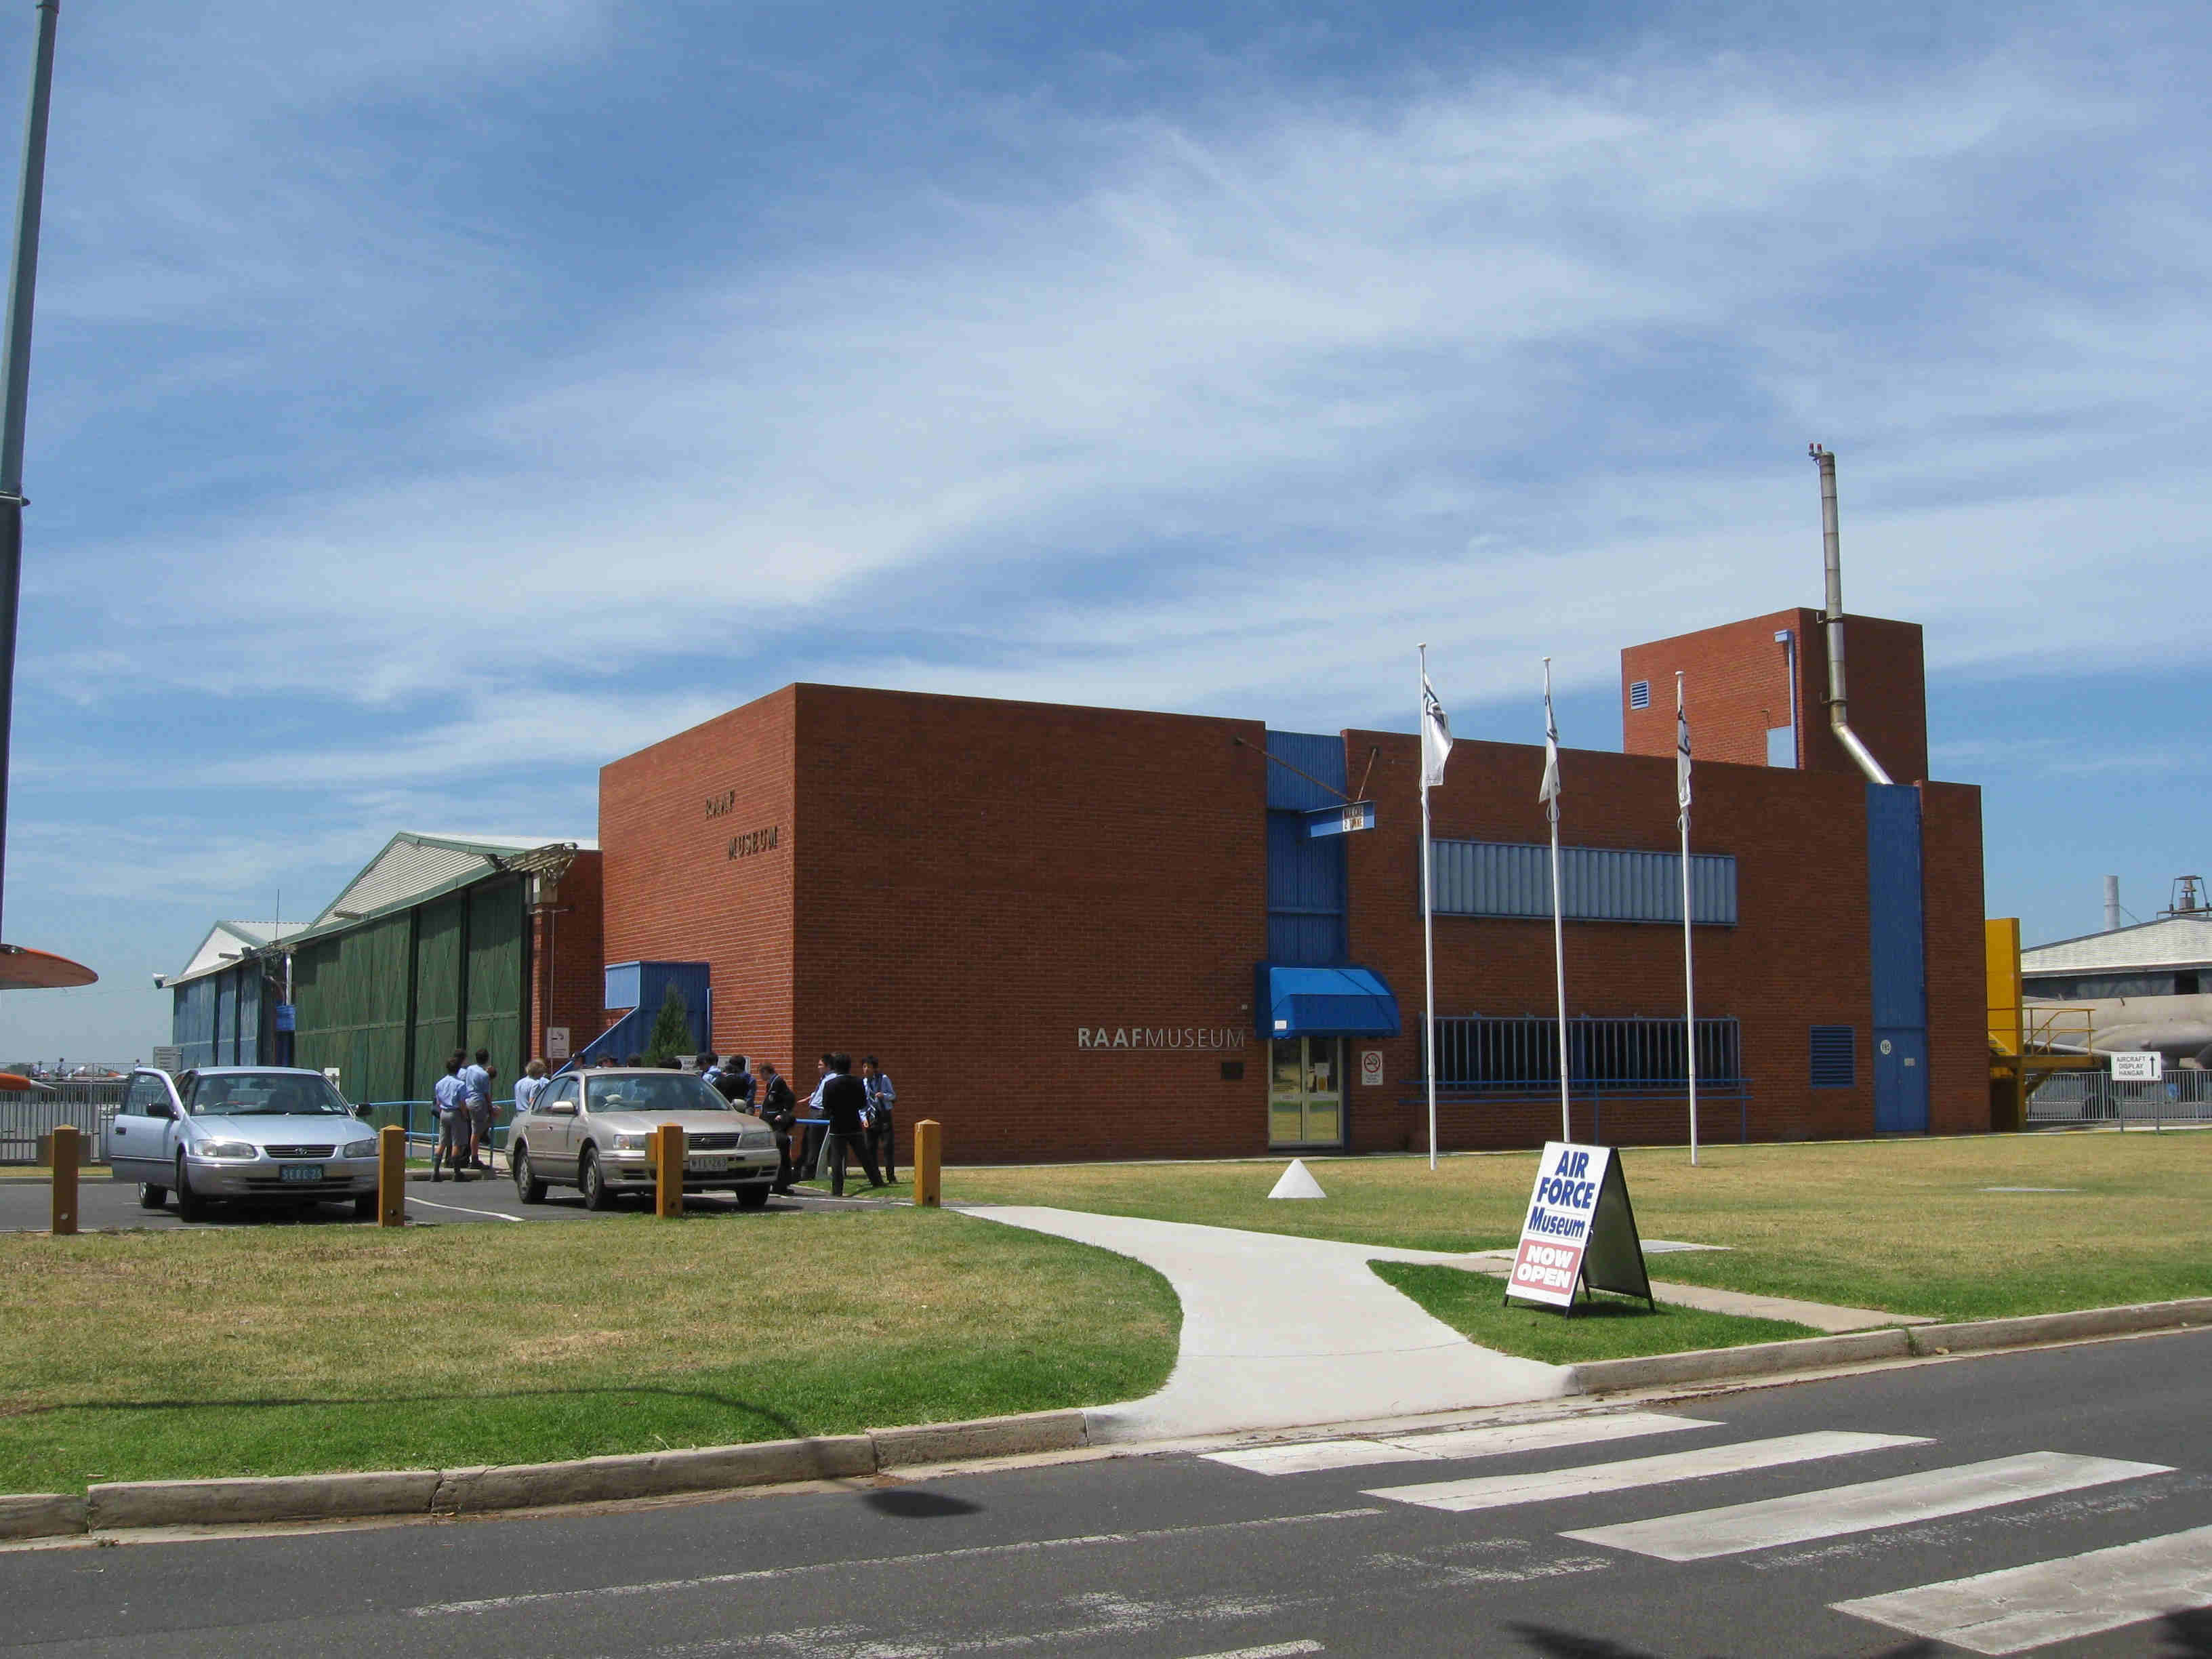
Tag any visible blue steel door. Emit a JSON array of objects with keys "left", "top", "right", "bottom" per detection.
[{"left": 1873, "top": 1028, "right": 1927, "bottom": 1133}]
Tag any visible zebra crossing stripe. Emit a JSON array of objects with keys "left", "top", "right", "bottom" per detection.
[
  {"left": 1563, "top": 1451, "right": 2171, "bottom": 1561},
  {"left": 1831, "top": 1521, "right": 2212, "bottom": 1655},
  {"left": 1206, "top": 1413, "right": 1719, "bottom": 1476},
  {"left": 1364, "top": 1431, "right": 1925, "bottom": 1513}
]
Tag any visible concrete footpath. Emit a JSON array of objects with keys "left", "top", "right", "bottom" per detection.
[
  {"left": 964, "top": 1206, "right": 1932, "bottom": 1441},
  {"left": 964, "top": 1206, "right": 1574, "bottom": 1439}
]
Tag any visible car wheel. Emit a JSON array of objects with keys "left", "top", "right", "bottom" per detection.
[
  {"left": 735, "top": 1183, "right": 770, "bottom": 1210},
  {"left": 138, "top": 1182, "right": 167, "bottom": 1210},
  {"left": 174, "top": 1155, "right": 209, "bottom": 1222},
  {"left": 352, "top": 1192, "right": 379, "bottom": 1220},
  {"left": 513, "top": 1143, "right": 548, "bottom": 1204},
  {"left": 579, "top": 1146, "right": 613, "bottom": 1211}
]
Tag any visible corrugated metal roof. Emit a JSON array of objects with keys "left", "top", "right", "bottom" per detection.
[
  {"left": 169, "top": 919, "right": 311, "bottom": 985},
  {"left": 2022, "top": 915, "right": 2212, "bottom": 975},
  {"left": 313, "top": 831, "right": 594, "bottom": 928}
]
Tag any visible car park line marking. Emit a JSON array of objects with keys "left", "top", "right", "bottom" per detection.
[
  {"left": 1178, "top": 1642, "right": 1325, "bottom": 1658},
  {"left": 1831, "top": 1521, "right": 2212, "bottom": 1654},
  {"left": 1207, "top": 1412, "right": 1721, "bottom": 1476},
  {"left": 404, "top": 1196, "right": 523, "bottom": 1222},
  {"left": 1364, "top": 1431, "right": 1927, "bottom": 1513},
  {"left": 410, "top": 1508, "right": 1387, "bottom": 1616},
  {"left": 1563, "top": 1452, "right": 2172, "bottom": 1561}
]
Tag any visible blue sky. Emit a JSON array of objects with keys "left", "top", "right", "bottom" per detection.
[{"left": 1, "top": 0, "right": 2205, "bottom": 1059}]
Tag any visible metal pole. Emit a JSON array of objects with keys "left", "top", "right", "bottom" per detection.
[
  {"left": 1544, "top": 659, "right": 1570, "bottom": 1144},
  {"left": 1420, "top": 643, "right": 1437, "bottom": 1171},
  {"left": 1678, "top": 672, "right": 1697, "bottom": 1167},
  {"left": 0, "top": 0, "right": 60, "bottom": 947}
]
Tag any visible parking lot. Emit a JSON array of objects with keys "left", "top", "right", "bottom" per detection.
[{"left": 0, "top": 1171, "right": 896, "bottom": 1231}]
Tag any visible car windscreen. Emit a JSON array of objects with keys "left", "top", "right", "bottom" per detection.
[
  {"left": 584, "top": 1076, "right": 732, "bottom": 1114},
  {"left": 187, "top": 1073, "right": 352, "bottom": 1116}
]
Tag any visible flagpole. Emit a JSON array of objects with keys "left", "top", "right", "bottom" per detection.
[
  {"left": 1420, "top": 642, "right": 1437, "bottom": 1172},
  {"left": 1677, "top": 672, "right": 1698, "bottom": 1168},
  {"left": 1544, "top": 658, "right": 1570, "bottom": 1144}
]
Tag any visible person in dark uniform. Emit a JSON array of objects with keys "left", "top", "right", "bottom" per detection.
[
  {"left": 861, "top": 1055, "right": 897, "bottom": 1183},
  {"left": 757, "top": 1062, "right": 798, "bottom": 1194},
  {"left": 819, "top": 1052, "right": 882, "bottom": 1195}
]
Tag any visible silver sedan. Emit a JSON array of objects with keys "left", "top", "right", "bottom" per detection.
[
  {"left": 510, "top": 1068, "right": 781, "bottom": 1210},
  {"left": 108, "top": 1067, "right": 381, "bottom": 1221}
]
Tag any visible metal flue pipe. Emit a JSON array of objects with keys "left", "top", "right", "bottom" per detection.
[
  {"left": 1809, "top": 443, "right": 1893, "bottom": 785},
  {"left": 2104, "top": 876, "right": 2123, "bottom": 933},
  {"left": 0, "top": 0, "right": 60, "bottom": 947}
]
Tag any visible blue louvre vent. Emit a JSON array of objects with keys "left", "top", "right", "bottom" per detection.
[
  {"left": 1431, "top": 840, "right": 1736, "bottom": 925},
  {"left": 1809, "top": 1025, "right": 1856, "bottom": 1088},
  {"left": 1629, "top": 680, "right": 1651, "bottom": 710}
]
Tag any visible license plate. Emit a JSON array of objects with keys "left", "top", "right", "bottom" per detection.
[
  {"left": 279, "top": 1164, "right": 324, "bottom": 1183},
  {"left": 688, "top": 1157, "right": 729, "bottom": 1172}
]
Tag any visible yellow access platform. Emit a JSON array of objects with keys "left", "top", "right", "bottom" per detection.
[{"left": 1987, "top": 917, "right": 2101, "bottom": 1131}]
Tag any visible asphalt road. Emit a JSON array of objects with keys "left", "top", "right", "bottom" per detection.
[
  {"left": 0, "top": 1172, "right": 893, "bottom": 1231},
  {"left": 6, "top": 1330, "right": 2211, "bottom": 1657}
]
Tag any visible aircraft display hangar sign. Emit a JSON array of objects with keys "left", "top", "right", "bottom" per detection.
[{"left": 1505, "top": 1141, "right": 1654, "bottom": 1310}]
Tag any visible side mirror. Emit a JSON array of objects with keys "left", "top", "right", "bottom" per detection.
[
  {"left": 150, "top": 1101, "right": 175, "bottom": 1120},
  {"left": 550, "top": 1101, "right": 577, "bottom": 1116}
]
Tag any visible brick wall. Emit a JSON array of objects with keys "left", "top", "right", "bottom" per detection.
[
  {"left": 790, "top": 684, "right": 1270, "bottom": 1164},
  {"left": 592, "top": 674, "right": 1984, "bottom": 1162},
  {"left": 1919, "top": 781, "right": 1988, "bottom": 1134},
  {"left": 527, "top": 851, "right": 605, "bottom": 1066},
  {"left": 1622, "top": 609, "right": 1929, "bottom": 784},
  {"left": 600, "top": 687, "right": 798, "bottom": 1080},
  {"left": 1338, "top": 729, "right": 1970, "bottom": 1150}
]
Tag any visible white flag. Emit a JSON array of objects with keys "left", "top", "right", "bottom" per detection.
[
  {"left": 1538, "top": 680, "right": 1561, "bottom": 819},
  {"left": 1675, "top": 680, "right": 1692, "bottom": 815},
  {"left": 1420, "top": 673, "right": 1453, "bottom": 788}
]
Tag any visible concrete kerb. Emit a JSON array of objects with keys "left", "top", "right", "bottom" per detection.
[
  {"left": 12, "top": 1302, "right": 2212, "bottom": 1542},
  {"left": 13, "top": 1410, "right": 1090, "bottom": 1540}
]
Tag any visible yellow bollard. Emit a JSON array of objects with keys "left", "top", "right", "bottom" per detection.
[
  {"left": 378, "top": 1124, "right": 407, "bottom": 1227},
  {"left": 913, "top": 1118, "right": 941, "bottom": 1208},
  {"left": 49, "top": 1123, "right": 78, "bottom": 1235},
  {"left": 654, "top": 1123, "right": 686, "bottom": 1218}
]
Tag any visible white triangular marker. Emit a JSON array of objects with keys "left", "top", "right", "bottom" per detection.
[{"left": 1269, "top": 1159, "right": 1326, "bottom": 1200}]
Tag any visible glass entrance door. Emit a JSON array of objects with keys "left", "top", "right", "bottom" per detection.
[{"left": 1269, "top": 1038, "right": 1344, "bottom": 1148}]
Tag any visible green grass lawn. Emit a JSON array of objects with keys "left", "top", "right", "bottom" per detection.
[
  {"left": 1370, "top": 1262, "right": 1820, "bottom": 1364},
  {"left": 0, "top": 1207, "right": 1176, "bottom": 1494},
  {"left": 950, "top": 1131, "right": 2212, "bottom": 1323}
]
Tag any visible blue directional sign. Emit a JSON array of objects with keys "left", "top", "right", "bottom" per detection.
[{"left": 1305, "top": 801, "right": 1376, "bottom": 838}]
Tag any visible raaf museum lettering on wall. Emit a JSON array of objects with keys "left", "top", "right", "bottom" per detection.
[
  {"left": 705, "top": 789, "right": 739, "bottom": 819},
  {"left": 728, "top": 825, "right": 780, "bottom": 859},
  {"left": 1077, "top": 1026, "right": 1248, "bottom": 1050}
]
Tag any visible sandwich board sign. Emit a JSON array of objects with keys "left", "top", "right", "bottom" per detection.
[{"left": 1504, "top": 1141, "right": 1654, "bottom": 1311}]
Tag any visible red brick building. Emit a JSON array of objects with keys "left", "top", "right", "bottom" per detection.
[{"left": 595, "top": 611, "right": 1982, "bottom": 1163}]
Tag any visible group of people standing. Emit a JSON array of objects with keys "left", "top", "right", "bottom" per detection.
[
  {"left": 430, "top": 1048, "right": 497, "bottom": 1181},
  {"left": 424, "top": 1044, "right": 899, "bottom": 1199},
  {"left": 699, "top": 1050, "right": 897, "bottom": 1197}
]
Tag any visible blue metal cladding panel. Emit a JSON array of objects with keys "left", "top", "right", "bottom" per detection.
[
  {"left": 604, "top": 961, "right": 642, "bottom": 1012},
  {"left": 1866, "top": 785, "right": 1927, "bottom": 1029},
  {"left": 1431, "top": 840, "right": 1737, "bottom": 924},
  {"left": 1268, "top": 912, "right": 1344, "bottom": 965},
  {"left": 173, "top": 979, "right": 217, "bottom": 1069},
  {"left": 1267, "top": 810, "right": 1346, "bottom": 966},
  {"left": 1866, "top": 782, "right": 1928, "bottom": 1132},
  {"left": 1264, "top": 731, "right": 1347, "bottom": 812},
  {"left": 605, "top": 962, "right": 714, "bottom": 1050}
]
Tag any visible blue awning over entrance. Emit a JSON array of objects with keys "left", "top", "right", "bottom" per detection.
[{"left": 1256, "top": 964, "right": 1401, "bottom": 1038}]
